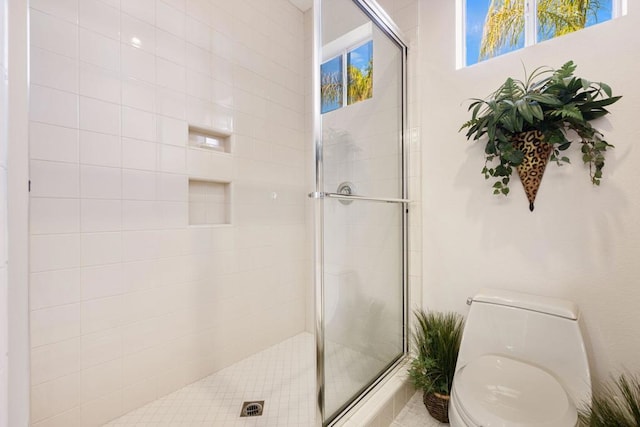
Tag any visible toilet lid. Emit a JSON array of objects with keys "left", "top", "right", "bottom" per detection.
[{"left": 453, "top": 355, "right": 577, "bottom": 427}]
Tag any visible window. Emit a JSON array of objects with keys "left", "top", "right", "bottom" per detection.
[
  {"left": 462, "top": 0, "right": 626, "bottom": 67},
  {"left": 321, "top": 40, "right": 373, "bottom": 114}
]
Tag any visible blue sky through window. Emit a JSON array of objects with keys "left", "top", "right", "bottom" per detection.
[
  {"left": 321, "top": 56, "right": 342, "bottom": 114},
  {"left": 466, "top": 0, "right": 614, "bottom": 66},
  {"left": 348, "top": 41, "right": 372, "bottom": 72},
  {"left": 347, "top": 41, "right": 373, "bottom": 105}
]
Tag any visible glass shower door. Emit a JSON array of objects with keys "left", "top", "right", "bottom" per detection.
[{"left": 315, "top": 0, "right": 408, "bottom": 423}]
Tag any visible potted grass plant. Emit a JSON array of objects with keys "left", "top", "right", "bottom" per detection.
[
  {"left": 460, "top": 61, "right": 621, "bottom": 211},
  {"left": 579, "top": 373, "right": 640, "bottom": 426},
  {"left": 407, "top": 309, "right": 464, "bottom": 423}
]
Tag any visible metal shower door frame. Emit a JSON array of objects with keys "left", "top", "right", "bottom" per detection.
[{"left": 311, "top": 0, "right": 410, "bottom": 425}]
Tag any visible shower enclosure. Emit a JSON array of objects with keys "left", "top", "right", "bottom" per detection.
[
  {"left": 22, "top": 0, "right": 409, "bottom": 424},
  {"left": 313, "top": 0, "right": 409, "bottom": 424}
]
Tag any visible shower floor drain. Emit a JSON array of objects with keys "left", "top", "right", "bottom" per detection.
[{"left": 240, "top": 400, "right": 264, "bottom": 417}]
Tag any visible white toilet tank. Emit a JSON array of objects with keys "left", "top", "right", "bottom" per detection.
[{"left": 455, "top": 288, "right": 592, "bottom": 406}]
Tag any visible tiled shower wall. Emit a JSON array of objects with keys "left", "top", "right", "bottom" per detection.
[
  {"left": 0, "top": 0, "right": 9, "bottom": 425},
  {"left": 27, "top": 0, "right": 308, "bottom": 425}
]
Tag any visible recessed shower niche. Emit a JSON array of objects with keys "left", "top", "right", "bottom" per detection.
[
  {"left": 188, "top": 179, "right": 231, "bottom": 226},
  {"left": 188, "top": 125, "right": 231, "bottom": 153}
]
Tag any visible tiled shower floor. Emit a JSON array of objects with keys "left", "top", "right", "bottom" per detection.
[
  {"left": 105, "top": 333, "right": 316, "bottom": 426},
  {"left": 105, "top": 332, "right": 412, "bottom": 427}
]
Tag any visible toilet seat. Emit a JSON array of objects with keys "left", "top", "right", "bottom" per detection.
[{"left": 452, "top": 354, "right": 577, "bottom": 427}]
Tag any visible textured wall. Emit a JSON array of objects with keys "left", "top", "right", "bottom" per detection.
[{"left": 420, "top": 0, "right": 640, "bottom": 388}]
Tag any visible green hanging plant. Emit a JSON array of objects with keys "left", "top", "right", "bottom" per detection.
[{"left": 460, "top": 61, "right": 622, "bottom": 204}]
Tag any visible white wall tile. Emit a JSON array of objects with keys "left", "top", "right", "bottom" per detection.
[
  {"left": 122, "top": 169, "right": 156, "bottom": 200},
  {"left": 79, "top": 390, "right": 122, "bottom": 427},
  {"left": 121, "top": 347, "right": 160, "bottom": 385},
  {"left": 186, "top": 69, "right": 212, "bottom": 101},
  {"left": 26, "top": 268, "right": 76, "bottom": 320},
  {"left": 31, "top": 198, "right": 80, "bottom": 235},
  {"left": 31, "top": 407, "right": 80, "bottom": 427},
  {"left": 122, "top": 107, "right": 156, "bottom": 141},
  {"left": 161, "top": 202, "right": 188, "bottom": 228},
  {"left": 156, "top": 29, "right": 185, "bottom": 65},
  {"left": 81, "top": 264, "right": 124, "bottom": 301},
  {"left": 156, "top": 57, "right": 186, "bottom": 92},
  {"left": 80, "top": 232, "right": 122, "bottom": 266},
  {"left": 30, "top": 304, "right": 81, "bottom": 348},
  {"left": 185, "top": 16, "right": 210, "bottom": 51},
  {"left": 159, "top": 144, "right": 186, "bottom": 173},
  {"left": 122, "top": 138, "right": 157, "bottom": 171},
  {"left": 79, "top": 0, "right": 119, "bottom": 39},
  {"left": 30, "top": 47, "right": 78, "bottom": 93},
  {"left": 122, "top": 231, "right": 162, "bottom": 262},
  {"left": 81, "top": 329, "right": 122, "bottom": 369},
  {"left": 121, "top": 44, "right": 155, "bottom": 83},
  {"left": 120, "top": 316, "right": 164, "bottom": 353},
  {"left": 79, "top": 130, "right": 121, "bottom": 168},
  {"left": 81, "top": 199, "right": 122, "bottom": 232},
  {"left": 186, "top": 0, "right": 211, "bottom": 26},
  {"left": 121, "top": 0, "right": 155, "bottom": 25},
  {"left": 121, "top": 13, "right": 156, "bottom": 53},
  {"left": 123, "top": 201, "right": 162, "bottom": 230},
  {"left": 81, "top": 296, "right": 124, "bottom": 335},
  {"left": 30, "top": 122, "right": 79, "bottom": 164},
  {"left": 79, "top": 97, "right": 120, "bottom": 136},
  {"left": 121, "top": 378, "right": 156, "bottom": 414},
  {"left": 30, "top": 85, "right": 78, "bottom": 129},
  {"left": 80, "top": 165, "right": 122, "bottom": 199},
  {"left": 157, "top": 173, "right": 187, "bottom": 201},
  {"left": 30, "top": 9, "right": 78, "bottom": 58},
  {"left": 122, "top": 259, "right": 159, "bottom": 292},
  {"left": 30, "top": 373, "right": 80, "bottom": 423},
  {"left": 122, "top": 78, "right": 156, "bottom": 112},
  {"left": 157, "top": 116, "right": 187, "bottom": 146},
  {"left": 212, "top": 78, "right": 233, "bottom": 107},
  {"left": 156, "top": 1, "right": 185, "bottom": 37},
  {"left": 28, "top": 269, "right": 79, "bottom": 320},
  {"left": 185, "top": 43, "right": 210, "bottom": 74},
  {"left": 30, "top": 0, "right": 78, "bottom": 23},
  {"left": 162, "top": 0, "right": 185, "bottom": 12},
  {"left": 80, "top": 359, "right": 122, "bottom": 403},
  {"left": 79, "top": 63, "right": 121, "bottom": 104},
  {"left": 156, "top": 87, "right": 186, "bottom": 119},
  {"left": 31, "top": 338, "right": 80, "bottom": 385},
  {"left": 30, "top": 234, "right": 81, "bottom": 273},
  {"left": 79, "top": 28, "right": 120, "bottom": 71}
]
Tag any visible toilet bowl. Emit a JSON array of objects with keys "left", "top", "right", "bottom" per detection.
[{"left": 449, "top": 289, "right": 591, "bottom": 427}]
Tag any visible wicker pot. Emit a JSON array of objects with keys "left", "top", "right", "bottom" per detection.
[{"left": 423, "top": 391, "right": 450, "bottom": 423}]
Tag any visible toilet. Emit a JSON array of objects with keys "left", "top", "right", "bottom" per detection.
[{"left": 449, "top": 289, "right": 591, "bottom": 427}]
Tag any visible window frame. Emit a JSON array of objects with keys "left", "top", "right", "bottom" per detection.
[
  {"left": 457, "top": 0, "right": 627, "bottom": 68},
  {"left": 321, "top": 23, "right": 373, "bottom": 114}
]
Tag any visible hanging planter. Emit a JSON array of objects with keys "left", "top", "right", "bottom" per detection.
[
  {"left": 460, "top": 61, "right": 622, "bottom": 211},
  {"left": 512, "top": 130, "right": 553, "bottom": 211}
]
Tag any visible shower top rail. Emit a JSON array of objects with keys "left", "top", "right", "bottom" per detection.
[{"left": 308, "top": 192, "right": 411, "bottom": 204}]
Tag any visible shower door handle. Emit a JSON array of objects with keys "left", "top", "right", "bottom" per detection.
[{"left": 308, "top": 192, "right": 410, "bottom": 204}]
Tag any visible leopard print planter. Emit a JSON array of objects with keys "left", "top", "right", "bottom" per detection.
[{"left": 512, "top": 130, "right": 553, "bottom": 211}]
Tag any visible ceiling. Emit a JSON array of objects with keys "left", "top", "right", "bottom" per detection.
[{"left": 288, "top": 0, "right": 313, "bottom": 12}]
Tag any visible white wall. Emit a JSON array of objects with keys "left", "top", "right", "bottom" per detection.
[
  {"left": 27, "top": 1, "right": 308, "bottom": 425},
  {"left": 420, "top": 1, "right": 640, "bottom": 386}
]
